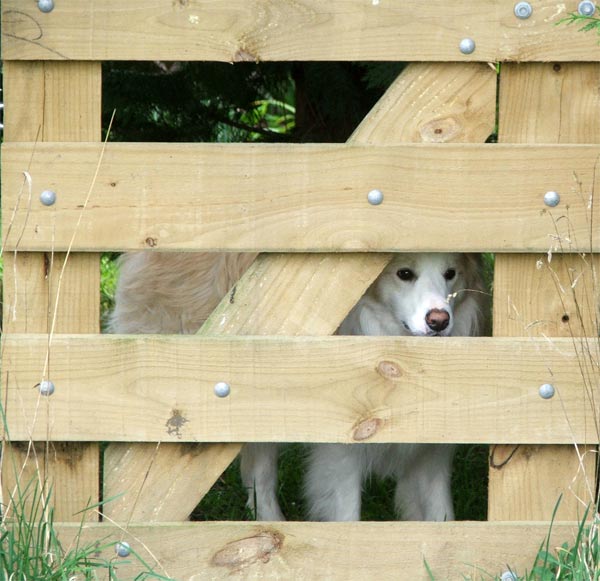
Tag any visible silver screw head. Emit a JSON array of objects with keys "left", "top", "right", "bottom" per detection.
[
  {"left": 543, "top": 190, "right": 560, "bottom": 207},
  {"left": 38, "top": 380, "right": 55, "bottom": 397},
  {"left": 115, "top": 541, "right": 130, "bottom": 558},
  {"left": 459, "top": 38, "right": 476, "bottom": 55},
  {"left": 37, "top": 0, "right": 55, "bottom": 13},
  {"left": 539, "top": 383, "right": 556, "bottom": 399},
  {"left": 40, "top": 190, "right": 57, "bottom": 206},
  {"left": 578, "top": 1, "right": 596, "bottom": 16},
  {"left": 214, "top": 381, "right": 231, "bottom": 398},
  {"left": 367, "top": 189, "right": 384, "bottom": 206},
  {"left": 514, "top": 2, "right": 533, "bottom": 18}
]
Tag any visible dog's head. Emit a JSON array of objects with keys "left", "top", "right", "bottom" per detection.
[{"left": 370, "top": 253, "right": 487, "bottom": 337}]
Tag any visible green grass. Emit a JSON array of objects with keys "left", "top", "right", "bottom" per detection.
[{"left": 0, "top": 479, "right": 171, "bottom": 580}]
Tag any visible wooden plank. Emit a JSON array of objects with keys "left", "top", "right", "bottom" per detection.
[
  {"left": 105, "top": 62, "right": 496, "bottom": 521},
  {"left": 54, "top": 521, "right": 580, "bottom": 580},
  {"left": 494, "top": 253, "right": 600, "bottom": 338},
  {"left": 1, "top": 61, "right": 102, "bottom": 521},
  {"left": 4, "top": 142, "right": 600, "bottom": 253},
  {"left": 103, "top": 442, "right": 240, "bottom": 522},
  {"left": 351, "top": 63, "right": 497, "bottom": 145},
  {"left": 489, "top": 62, "right": 600, "bottom": 521},
  {"left": 199, "top": 252, "right": 392, "bottom": 335},
  {"left": 2, "top": 252, "right": 101, "bottom": 334},
  {"left": 3, "top": 0, "right": 600, "bottom": 62},
  {"left": 5, "top": 334, "right": 599, "bottom": 444}
]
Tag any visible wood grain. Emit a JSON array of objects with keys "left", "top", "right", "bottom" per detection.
[
  {"left": 489, "top": 62, "right": 600, "bottom": 521},
  {"left": 55, "top": 520, "right": 581, "bottom": 580},
  {"left": 2, "top": 0, "right": 599, "bottom": 62},
  {"left": 4, "top": 142, "right": 600, "bottom": 252},
  {"left": 106, "top": 62, "right": 496, "bottom": 521},
  {"left": 198, "top": 253, "right": 392, "bottom": 336},
  {"left": 5, "top": 334, "right": 599, "bottom": 444},
  {"left": 1, "top": 61, "right": 101, "bottom": 521},
  {"left": 103, "top": 442, "right": 240, "bottom": 522}
]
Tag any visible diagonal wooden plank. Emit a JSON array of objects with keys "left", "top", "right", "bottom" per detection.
[
  {"left": 489, "top": 62, "right": 600, "bottom": 522},
  {"left": 103, "top": 62, "right": 496, "bottom": 521},
  {"left": 1, "top": 61, "right": 101, "bottom": 521}
]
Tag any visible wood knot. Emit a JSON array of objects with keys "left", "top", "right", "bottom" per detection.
[
  {"left": 420, "top": 117, "right": 460, "bottom": 142},
  {"left": 376, "top": 360, "right": 403, "bottom": 380},
  {"left": 212, "top": 531, "right": 283, "bottom": 569},
  {"left": 352, "top": 417, "right": 384, "bottom": 441}
]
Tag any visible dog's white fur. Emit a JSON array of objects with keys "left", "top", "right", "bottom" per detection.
[{"left": 109, "top": 251, "right": 488, "bottom": 522}]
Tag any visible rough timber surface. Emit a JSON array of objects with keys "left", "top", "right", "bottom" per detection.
[
  {"left": 4, "top": 334, "right": 600, "bottom": 444},
  {"left": 4, "top": 143, "right": 600, "bottom": 252},
  {"left": 490, "top": 62, "right": 600, "bottom": 522},
  {"left": 1, "top": 61, "right": 101, "bottom": 522},
  {"left": 57, "top": 521, "right": 579, "bottom": 580},
  {"left": 2, "top": 0, "right": 600, "bottom": 62},
  {"left": 102, "top": 62, "right": 497, "bottom": 522}
]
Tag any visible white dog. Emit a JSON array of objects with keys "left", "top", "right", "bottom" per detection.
[
  {"left": 109, "top": 252, "right": 488, "bottom": 522},
  {"left": 305, "top": 253, "right": 488, "bottom": 522}
]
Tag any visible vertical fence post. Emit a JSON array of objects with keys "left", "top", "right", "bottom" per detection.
[
  {"left": 489, "top": 63, "right": 600, "bottom": 521},
  {"left": 2, "top": 61, "right": 102, "bottom": 521}
]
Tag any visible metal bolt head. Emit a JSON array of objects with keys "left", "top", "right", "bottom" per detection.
[
  {"left": 578, "top": 1, "right": 596, "bottom": 16},
  {"left": 40, "top": 190, "right": 57, "bottom": 206},
  {"left": 367, "top": 189, "right": 384, "bottom": 206},
  {"left": 38, "top": 380, "right": 55, "bottom": 397},
  {"left": 543, "top": 190, "right": 560, "bottom": 207},
  {"left": 539, "top": 383, "right": 556, "bottom": 399},
  {"left": 459, "top": 38, "right": 476, "bottom": 55},
  {"left": 514, "top": 2, "right": 533, "bottom": 18},
  {"left": 115, "top": 541, "right": 131, "bottom": 558},
  {"left": 37, "top": 0, "right": 55, "bottom": 13},
  {"left": 214, "top": 381, "right": 231, "bottom": 398}
]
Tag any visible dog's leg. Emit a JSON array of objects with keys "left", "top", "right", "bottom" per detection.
[
  {"left": 305, "top": 444, "right": 363, "bottom": 521},
  {"left": 394, "top": 444, "right": 455, "bottom": 521},
  {"left": 240, "top": 443, "right": 285, "bottom": 521}
]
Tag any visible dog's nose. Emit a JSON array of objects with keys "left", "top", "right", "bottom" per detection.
[{"left": 426, "top": 308, "right": 450, "bottom": 332}]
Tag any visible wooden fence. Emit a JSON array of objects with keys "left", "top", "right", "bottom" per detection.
[{"left": 2, "top": 1, "right": 600, "bottom": 578}]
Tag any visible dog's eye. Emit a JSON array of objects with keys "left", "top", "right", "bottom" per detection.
[
  {"left": 397, "top": 269, "right": 415, "bottom": 281},
  {"left": 444, "top": 268, "right": 456, "bottom": 281}
]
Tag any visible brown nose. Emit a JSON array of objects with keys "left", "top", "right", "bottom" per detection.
[{"left": 426, "top": 309, "right": 450, "bottom": 332}]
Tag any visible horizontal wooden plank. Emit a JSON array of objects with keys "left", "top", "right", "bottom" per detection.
[
  {"left": 3, "top": 334, "right": 599, "bottom": 443},
  {"left": 2, "top": 1, "right": 599, "bottom": 62},
  {"left": 56, "top": 521, "right": 580, "bottom": 580},
  {"left": 3, "top": 142, "right": 600, "bottom": 252}
]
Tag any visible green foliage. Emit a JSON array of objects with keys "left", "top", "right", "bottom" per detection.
[
  {"left": 100, "top": 253, "right": 119, "bottom": 330},
  {"left": 102, "top": 62, "right": 294, "bottom": 142},
  {"left": 102, "top": 62, "right": 397, "bottom": 144},
  {"left": 558, "top": 13, "right": 600, "bottom": 35}
]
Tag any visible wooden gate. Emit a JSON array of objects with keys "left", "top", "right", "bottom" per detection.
[{"left": 2, "top": 1, "right": 600, "bottom": 578}]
